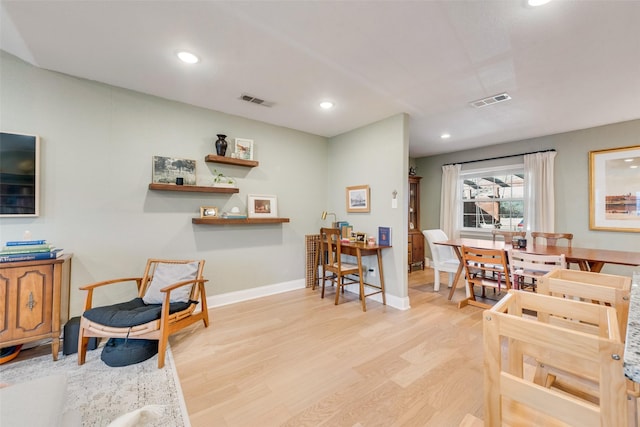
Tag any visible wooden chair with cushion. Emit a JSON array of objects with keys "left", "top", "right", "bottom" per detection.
[
  {"left": 507, "top": 250, "right": 566, "bottom": 291},
  {"left": 459, "top": 245, "right": 511, "bottom": 309},
  {"left": 491, "top": 229, "right": 526, "bottom": 244},
  {"left": 320, "top": 227, "right": 360, "bottom": 306},
  {"left": 78, "top": 259, "right": 209, "bottom": 368}
]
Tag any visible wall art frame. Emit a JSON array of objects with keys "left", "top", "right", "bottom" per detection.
[
  {"left": 234, "top": 138, "right": 254, "bottom": 160},
  {"left": 200, "top": 206, "right": 218, "bottom": 218},
  {"left": 248, "top": 194, "right": 278, "bottom": 218},
  {"left": 0, "top": 132, "right": 40, "bottom": 217},
  {"left": 589, "top": 145, "right": 640, "bottom": 232},
  {"left": 346, "top": 184, "right": 370, "bottom": 213},
  {"left": 152, "top": 156, "right": 196, "bottom": 185}
]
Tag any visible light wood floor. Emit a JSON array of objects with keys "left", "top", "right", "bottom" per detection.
[{"left": 171, "top": 268, "right": 484, "bottom": 427}]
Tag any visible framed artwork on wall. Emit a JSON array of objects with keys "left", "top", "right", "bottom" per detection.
[
  {"left": 0, "top": 132, "right": 40, "bottom": 217},
  {"left": 152, "top": 156, "right": 196, "bottom": 185},
  {"left": 346, "top": 185, "right": 370, "bottom": 213},
  {"left": 247, "top": 194, "right": 277, "bottom": 218},
  {"left": 589, "top": 145, "right": 640, "bottom": 232},
  {"left": 234, "top": 138, "right": 254, "bottom": 160}
]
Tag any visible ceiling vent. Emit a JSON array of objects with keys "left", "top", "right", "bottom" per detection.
[
  {"left": 240, "top": 93, "right": 275, "bottom": 107},
  {"left": 469, "top": 92, "right": 511, "bottom": 108}
]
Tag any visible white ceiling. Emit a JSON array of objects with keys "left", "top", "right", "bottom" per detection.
[{"left": 2, "top": 1, "right": 639, "bottom": 158}]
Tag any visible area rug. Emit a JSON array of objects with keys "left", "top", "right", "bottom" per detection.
[{"left": 0, "top": 346, "right": 190, "bottom": 427}]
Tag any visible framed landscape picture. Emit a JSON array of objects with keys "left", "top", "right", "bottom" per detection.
[
  {"left": 152, "top": 156, "right": 196, "bottom": 185},
  {"left": 247, "top": 194, "right": 277, "bottom": 218},
  {"left": 589, "top": 145, "right": 640, "bottom": 232},
  {"left": 346, "top": 185, "right": 370, "bottom": 213}
]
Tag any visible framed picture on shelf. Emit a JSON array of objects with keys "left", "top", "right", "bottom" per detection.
[
  {"left": 346, "top": 185, "right": 370, "bottom": 213},
  {"left": 589, "top": 145, "right": 640, "bottom": 232},
  {"left": 247, "top": 194, "right": 277, "bottom": 218},
  {"left": 200, "top": 206, "right": 218, "bottom": 218},
  {"left": 234, "top": 138, "right": 254, "bottom": 160},
  {"left": 152, "top": 156, "right": 196, "bottom": 185}
]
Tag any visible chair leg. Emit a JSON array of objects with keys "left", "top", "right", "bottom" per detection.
[
  {"left": 77, "top": 322, "right": 88, "bottom": 366},
  {"left": 433, "top": 268, "right": 441, "bottom": 291}
]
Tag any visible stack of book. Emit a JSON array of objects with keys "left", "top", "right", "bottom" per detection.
[
  {"left": 221, "top": 212, "right": 247, "bottom": 219},
  {"left": 0, "top": 240, "right": 64, "bottom": 263}
]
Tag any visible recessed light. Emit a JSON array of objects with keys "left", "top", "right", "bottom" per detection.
[
  {"left": 177, "top": 51, "right": 199, "bottom": 64},
  {"left": 631, "top": 165, "right": 638, "bottom": 169},
  {"left": 441, "top": 133, "right": 451, "bottom": 139},
  {"left": 624, "top": 158, "right": 634, "bottom": 162},
  {"left": 320, "top": 101, "right": 334, "bottom": 110},
  {"left": 527, "top": 0, "right": 551, "bottom": 6}
]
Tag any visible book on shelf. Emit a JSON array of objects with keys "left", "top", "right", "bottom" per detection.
[
  {"left": 378, "top": 227, "right": 391, "bottom": 246},
  {"left": 0, "top": 245, "right": 55, "bottom": 255},
  {"left": 222, "top": 214, "right": 248, "bottom": 219},
  {"left": 4, "top": 239, "right": 47, "bottom": 247},
  {"left": 0, "top": 248, "right": 64, "bottom": 263}
]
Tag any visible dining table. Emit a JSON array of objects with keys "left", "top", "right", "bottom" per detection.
[{"left": 434, "top": 238, "right": 640, "bottom": 301}]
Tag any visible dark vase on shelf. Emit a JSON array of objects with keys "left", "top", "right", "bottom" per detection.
[{"left": 215, "top": 134, "right": 228, "bottom": 157}]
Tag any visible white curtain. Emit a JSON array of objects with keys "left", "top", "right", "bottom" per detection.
[
  {"left": 523, "top": 151, "right": 556, "bottom": 233},
  {"left": 440, "top": 164, "right": 462, "bottom": 239}
]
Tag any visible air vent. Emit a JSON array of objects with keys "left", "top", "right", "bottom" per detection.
[
  {"left": 240, "top": 93, "right": 275, "bottom": 107},
  {"left": 469, "top": 92, "right": 511, "bottom": 108}
]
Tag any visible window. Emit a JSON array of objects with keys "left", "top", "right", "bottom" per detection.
[{"left": 461, "top": 165, "right": 524, "bottom": 231}]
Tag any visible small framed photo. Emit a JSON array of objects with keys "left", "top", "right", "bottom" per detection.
[
  {"left": 589, "top": 145, "right": 640, "bottom": 232},
  {"left": 152, "top": 156, "right": 196, "bottom": 185},
  {"left": 234, "top": 138, "right": 254, "bottom": 160},
  {"left": 247, "top": 194, "right": 278, "bottom": 218},
  {"left": 346, "top": 185, "right": 370, "bottom": 213},
  {"left": 200, "top": 206, "right": 218, "bottom": 218},
  {"left": 355, "top": 232, "right": 367, "bottom": 243}
]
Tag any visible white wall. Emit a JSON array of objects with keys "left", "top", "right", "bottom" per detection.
[
  {"left": 0, "top": 51, "right": 330, "bottom": 315},
  {"left": 416, "top": 119, "right": 640, "bottom": 277},
  {"left": 1, "top": 51, "right": 412, "bottom": 315},
  {"left": 327, "top": 113, "right": 410, "bottom": 309}
]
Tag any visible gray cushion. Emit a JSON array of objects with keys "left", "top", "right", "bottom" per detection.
[
  {"left": 0, "top": 375, "right": 70, "bottom": 427},
  {"left": 83, "top": 298, "right": 192, "bottom": 327},
  {"left": 100, "top": 338, "right": 158, "bottom": 367},
  {"left": 142, "top": 261, "right": 199, "bottom": 304}
]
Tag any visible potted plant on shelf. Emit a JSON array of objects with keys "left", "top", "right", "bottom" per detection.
[{"left": 212, "top": 169, "right": 236, "bottom": 188}]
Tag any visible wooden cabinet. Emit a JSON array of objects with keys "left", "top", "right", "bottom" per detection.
[
  {"left": 408, "top": 176, "right": 424, "bottom": 271},
  {"left": 0, "top": 255, "right": 71, "bottom": 360}
]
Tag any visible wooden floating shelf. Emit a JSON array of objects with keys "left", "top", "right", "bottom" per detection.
[
  {"left": 204, "top": 155, "right": 259, "bottom": 167},
  {"left": 148, "top": 183, "right": 239, "bottom": 194},
  {"left": 192, "top": 217, "right": 290, "bottom": 225}
]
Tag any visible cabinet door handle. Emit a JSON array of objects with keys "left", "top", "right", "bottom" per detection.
[{"left": 26, "top": 292, "right": 37, "bottom": 310}]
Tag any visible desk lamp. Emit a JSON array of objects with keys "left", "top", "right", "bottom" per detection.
[{"left": 321, "top": 211, "right": 337, "bottom": 228}]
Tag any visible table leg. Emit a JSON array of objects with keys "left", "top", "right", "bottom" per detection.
[
  {"left": 356, "top": 248, "right": 366, "bottom": 312},
  {"left": 448, "top": 246, "right": 464, "bottom": 300},
  {"left": 377, "top": 248, "right": 386, "bottom": 306}
]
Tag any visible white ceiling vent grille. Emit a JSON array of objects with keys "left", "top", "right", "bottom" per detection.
[
  {"left": 240, "top": 93, "right": 275, "bottom": 107},
  {"left": 470, "top": 92, "right": 511, "bottom": 108}
]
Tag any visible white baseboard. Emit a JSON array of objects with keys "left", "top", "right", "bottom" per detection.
[{"left": 205, "top": 279, "right": 410, "bottom": 311}]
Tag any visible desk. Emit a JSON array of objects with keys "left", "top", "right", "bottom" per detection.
[
  {"left": 313, "top": 239, "right": 391, "bottom": 311},
  {"left": 435, "top": 238, "right": 640, "bottom": 301}
]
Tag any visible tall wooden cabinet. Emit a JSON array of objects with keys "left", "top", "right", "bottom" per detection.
[
  {"left": 0, "top": 255, "right": 72, "bottom": 360},
  {"left": 408, "top": 176, "right": 424, "bottom": 271}
]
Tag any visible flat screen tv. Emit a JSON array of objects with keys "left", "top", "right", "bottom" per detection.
[{"left": 0, "top": 132, "right": 40, "bottom": 217}]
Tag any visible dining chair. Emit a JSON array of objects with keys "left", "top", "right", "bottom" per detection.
[
  {"left": 491, "top": 229, "right": 526, "bottom": 244},
  {"left": 530, "top": 231, "right": 573, "bottom": 247},
  {"left": 423, "top": 229, "right": 465, "bottom": 295},
  {"left": 459, "top": 245, "right": 511, "bottom": 309},
  {"left": 507, "top": 250, "right": 566, "bottom": 291},
  {"left": 320, "top": 227, "right": 360, "bottom": 305}
]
